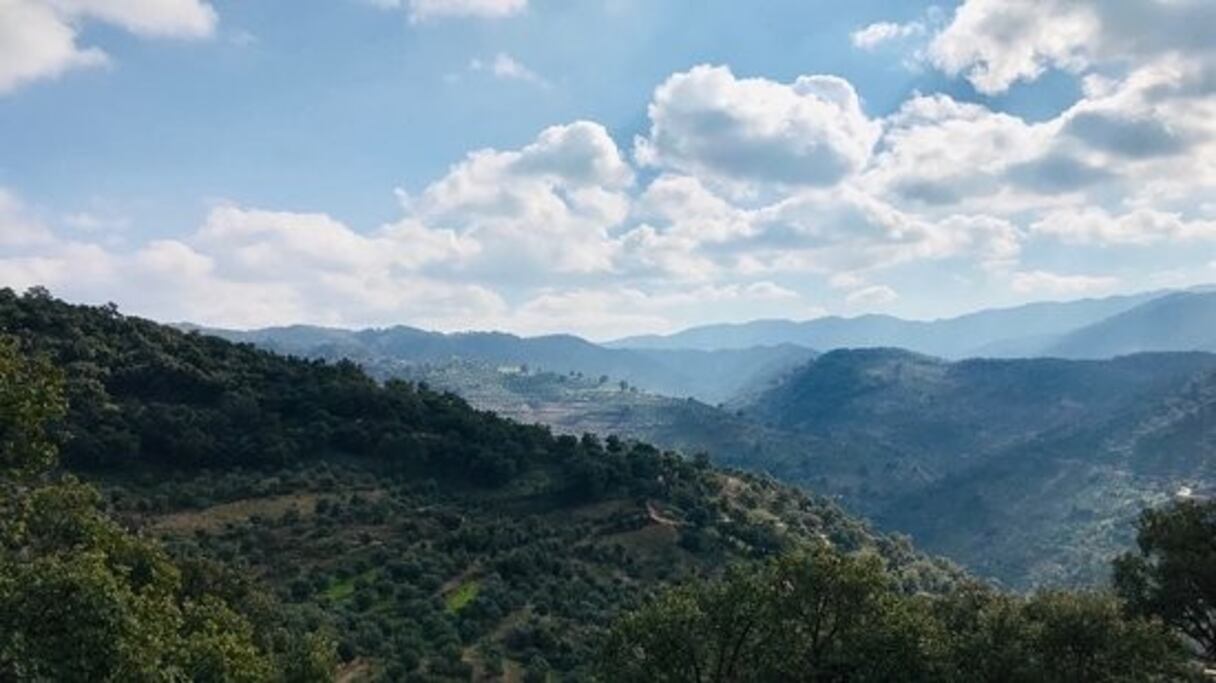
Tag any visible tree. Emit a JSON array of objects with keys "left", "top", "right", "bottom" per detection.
[
  {"left": 0, "top": 336, "right": 63, "bottom": 475},
  {"left": 1021, "top": 591, "right": 1187, "bottom": 683},
  {"left": 599, "top": 545, "right": 947, "bottom": 682},
  {"left": 1114, "top": 499, "right": 1216, "bottom": 661},
  {"left": 0, "top": 336, "right": 320, "bottom": 681},
  {"left": 601, "top": 544, "right": 1189, "bottom": 683}
]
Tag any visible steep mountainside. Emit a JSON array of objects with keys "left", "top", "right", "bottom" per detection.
[
  {"left": 196, "top": 324, "right": 813, "bottom": 404},
  {"left": 742, "top": 348, "right": 1216, "bottom": 587},
  {"left": 1047, "top": 291, "right": 1216, "bottom": 358},
  {"left": 609, "top": 290, "right": 1166, "bottom": 356},
  {"left": 0, "top": 290, "right": 957, "bottom": 680}
]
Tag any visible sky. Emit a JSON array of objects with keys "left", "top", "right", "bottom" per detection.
[{"left": 2, "top": 0, "right": 1216, "bottom": 340}]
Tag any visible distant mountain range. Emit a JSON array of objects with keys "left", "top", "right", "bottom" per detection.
[
  {"left": 189, "top": 323, "right": 814, "bottom": 405},
  {"left": 189, "top": 288, "right": 1216, "bottom": 411},
  {"left": 609, "top": 288, "right": 1216, "bottom": 359}
]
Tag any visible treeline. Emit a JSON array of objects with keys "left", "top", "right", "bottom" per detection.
[
  {"left": 602, "top": 498, "right": 1216, "bottom": 682},
  {"left": 0, "top": 288, "right": 696, "bottom": 494}
]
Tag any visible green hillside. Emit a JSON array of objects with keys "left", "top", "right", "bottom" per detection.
[
  {"left": 0, "top": 289, "right": 958, "bottom": 680},
  {"left": 743, "top": 348, "right": 1216, "bottom": 587}
]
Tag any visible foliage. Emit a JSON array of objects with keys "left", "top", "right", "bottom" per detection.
[
  {"left": 0, "top": 290, "right": 961, "bottom": 678},
  {"left": 0, "top": 335, "right": 64, "bottom": 475},
  {"left": 0, "top": 331, "right": 334, "bottom": 681},
  {"left": 1114, "top": 499, "right": 1216, "bottom": 661},
  {"left": 601, "top": 545, "right": 1193, "bottom": 683}
]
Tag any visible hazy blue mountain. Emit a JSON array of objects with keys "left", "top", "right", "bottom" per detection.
[
  {"left": 739, "top": 348, "right": 1216, "bottom": 587},
  {"left": 608, "top": 290, "right": 1167, "bottom": 357},
  {"left": 195, "top": 324, "right": 814, "bottom": 404},
  {"left": 1046, "top": 291, "right": 1216, "bottom": 358}
]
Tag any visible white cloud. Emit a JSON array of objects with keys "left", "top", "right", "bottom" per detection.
[
  {"left": 470, "top": 53, "right": 549, "bottom": 87},
  {"left": 1031, "top": 207, "right": 1216, "bottom": 246},
  {"left": 0, "top": 0, "right": 216, "bottom": 94},
  {"left": 386, "top": 0, "right": 526, "bottom": 23},
  {"left": 851, "top": 21, "right": 925, "bottom": 51},
  {"left": 927, "top": 0, "right": 1216, "bottom": 95},
  {"left": 845, "top": 284, "right": 898, "bottom": 306},
  {"left": 47, "top": 0, "right": 217, "bottom": 38},
  {"left": 866, "top": 93, "right": 1058, "bottom": 211},
  {"left": 408, "top": 120, "right": 633, "bottom": 279},
  {"left": 929, "top": 0, "right": 1097, "bottom": 95},
  {"left": 1011, "top": 270, "right": 1119, "bottom": 296},
  {"left": 635, "top": 65, "right": 881, "bottom": 192}
]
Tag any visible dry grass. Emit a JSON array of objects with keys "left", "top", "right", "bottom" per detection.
[{"left": 149, "top": 493, "right": 325, "bottom": 534}]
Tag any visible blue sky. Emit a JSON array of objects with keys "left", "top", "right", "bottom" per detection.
[{"left": 2, "top": 0, "right": 1216, "bottom": 339}]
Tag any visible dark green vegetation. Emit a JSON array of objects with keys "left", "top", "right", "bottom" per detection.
[
  {"left": 741, "top": 348, "right": 1216, "bottom": 587},
  {"left": 198, "top": 322, "right": 814, "bottom": 404},
  {"left": 199, "top": 290, "right": 1216, "bottom": 591},
  {"left": 9, "top": 288, "right": 1216, "bottom": 680},
  {"left": 0, "top": 289, "right": 957, "bottom": 680},
  {"left": 601, "top": 543, "right": 1198, "bottom": 683},
  {"left": 346, "top": 348, "right": 1216, "bottom": 590},
  {"left": 0, "top": 334, "right": 336, "bottom": 682},
  {"left": 1115, "top": 499, "right": 1216, "bottom": 661}
]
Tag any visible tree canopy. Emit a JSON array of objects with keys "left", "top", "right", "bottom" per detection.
[
  {"left": 0, "top": 335, "right": 334, "bottom": 681},
  {"left": 1115, "top": 498, "right": 1216, "bottom": 661},
  {"left": 601, "top": 543, "right": 1194, "bottom": 683}
]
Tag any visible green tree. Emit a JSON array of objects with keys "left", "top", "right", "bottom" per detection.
[
  {"left": 0, "top": 337, "right": 317, "bottom": 682},
  {"left": 600, "top": 545, "right": 947, "bottom": 682},
  {"left": 1023, "top": 590, "right": 1187, "bottom": 682},
  {"left": 1114, "top": 499, "right": 1216, "bottom": 661},
  {"left": 0, "top": 336, "right": 63, "bottom": 475},
  {"left": 601, "top": 545, "right": 1189, "bottom": 683}
]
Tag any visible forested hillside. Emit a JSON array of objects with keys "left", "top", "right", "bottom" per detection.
[
  {"left": 742, "top": 348, "right": 1216, "bottom": 587},
  {"left": 0, "top": 289, "right": 956, "bottom": 680}
]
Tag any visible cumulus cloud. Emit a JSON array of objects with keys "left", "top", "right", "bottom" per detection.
[
  {"left": 16, "top": 2, "right": 1216, "bottom": 335},
  {"left": 927, "top": 0, "right": 1216, "bottom": 95},
  {"left": 407, "top": 120, "right": 633, "bottom": 279},
  {"left": 1030, "top": 207, "right": 1216, "bottom": 245},
  {"left": 865, "top": 93, "right": 1059, "bottom": 211},
  {"left": 0, "top": 0, "right": 216, "bottom": 93},
  {"left": 635, "top": 65, "right": 881, "bottom": 192},
  {"left": 851, "top": 21, "right": 925, "bottom": 51}
]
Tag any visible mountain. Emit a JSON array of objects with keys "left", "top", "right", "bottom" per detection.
[
  {"left": 740, "top": 348, "right": 1216, "bottom": 587},
  {"left": 364, "top": 359, "right": 860, "bottom": 482},
  {"left": 608, "top": 290, "right": 1167, "bottom": 357},
  {"left": 195, "top": 324, "right": 814, "bottom": 405},
  {"left": 1, "top": 289, "right": 958, "bottom": 680},
  {"left": 1046, "top": 291, "right": 1216, "bottom": 358}
]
